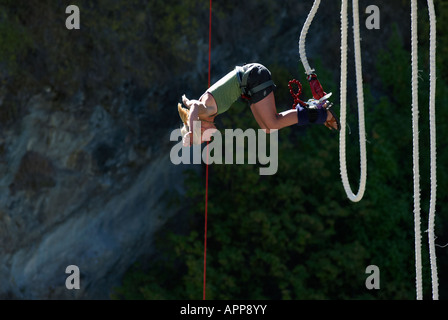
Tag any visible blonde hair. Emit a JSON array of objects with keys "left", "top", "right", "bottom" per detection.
[{"left": 178, "top": 103, "right": 202, "bottom": 145}]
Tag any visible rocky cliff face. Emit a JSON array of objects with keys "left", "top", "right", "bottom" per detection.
[
  {"left": 0, "top": 0, "right": 413, "bottom": 299},
  {"left": 0, "top": 84, "right": 192, "bottom": 298}
]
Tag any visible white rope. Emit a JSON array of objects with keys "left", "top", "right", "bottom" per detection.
[
  {"left": 410, "top": 0, "right": 423, "bottom": 301},
  {"left": 298, "top": 0, "right": 320, "bottom": 75},
  {"left": 299, "top": 0, "right": 367, "bottom": 202},
  {"left": 339, "top": 0, "right": 367, "bottom": 202},
  {"left": 298, "top": 0, "right": 438, "bottom": 299},
  {"left": 411, "top": 0, "right": 438, "bottom": 300},
  {"left": 427, "top": 0, "right": 438, "bottom": 300}
]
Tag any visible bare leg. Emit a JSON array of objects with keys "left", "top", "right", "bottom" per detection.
[
  {"left": 250, "top": 92, "right": 338, "bottom": 131},
  {"left": 250, "top": 92, "right": 298, "bottom": 132}
]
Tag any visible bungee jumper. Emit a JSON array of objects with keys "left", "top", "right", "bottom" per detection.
[{"left": 178, "top": 62, "right": 340, "bottom": 146}]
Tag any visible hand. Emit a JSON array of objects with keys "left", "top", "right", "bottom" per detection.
[
  {"left": 183, "top": 131, "right": 193, "bottom": 146},
  {"left": 201, "top": 127, "right": 217, "bottom": 142},
  {"left": 324, "top": 110, "right": 339, "bottom": 131},
  {"left": 182, "top": 95, "right": 190, "bottom": 108},
  {"left": 182, "top": 95, "right": 200, "bottom": 109}
]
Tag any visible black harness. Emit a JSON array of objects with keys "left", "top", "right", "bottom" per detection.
[{"left": 235, "top": 66, "right": 275, "bottom": 100}]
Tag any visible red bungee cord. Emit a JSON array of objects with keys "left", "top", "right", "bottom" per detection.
[{"left": 203, "top": 0, "right": 212, "bottom": 301}]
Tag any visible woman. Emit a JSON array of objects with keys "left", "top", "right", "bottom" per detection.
[{"left": 178, "top": 63, "right": 339, "bottom": 146}]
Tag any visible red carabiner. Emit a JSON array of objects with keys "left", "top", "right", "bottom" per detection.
[{"left": 307, "top": 73, "right": 327, "bottom": 100}]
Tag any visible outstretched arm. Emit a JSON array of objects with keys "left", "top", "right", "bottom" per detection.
[
  {"left": 188, "top": 103, "right": 200, "bottom": 136},
  {"left": 182, "top": 96, "right": 204, "bottom": 133},
  {"left": 181, "top": 94, "right": 218, "bottom": 145},
  {"left": 183, "top": 94, "right": 217, "bottom": 116},
  {"left": 181, "top": 95, "right": 206, "bottom": 145}
]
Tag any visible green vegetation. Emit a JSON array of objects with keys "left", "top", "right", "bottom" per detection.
[
  {"left": 0, "top": 0, "right": 207, "bottom": 102},
  {"left": 0, "top": 11, "right": 30, "bottom": 75},
  {"left": 0, "top": 0, "right": 445, "bottom": 300},
  {"left": 113, "top": 23, "right": 448, "bottom": 299}
]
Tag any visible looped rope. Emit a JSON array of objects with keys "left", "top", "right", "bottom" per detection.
[
  {"left": 299, "top": 0, "right": 367, "bottom": 202},
  {"left": 298, "top": 0, "right": 321, "bottom": 75},
  {"left": 339, "top": 0, "right": 367, "bottom": 203},
  {"left": 427, "top": 0, "right": 438, "bottom": 301},
  {"left": 288, "top": 79, "right": 306, "bottom": 108},
  {"left": 412, "top": 0, "right": 438, "bottom": 300}
]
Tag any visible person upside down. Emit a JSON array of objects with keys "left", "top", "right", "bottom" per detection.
[{"left": 178, "top": 63, "right": 340, "bottom": 146}]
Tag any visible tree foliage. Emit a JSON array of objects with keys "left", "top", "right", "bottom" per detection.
[{"left": 114, "top": 20, "right": 448, "bottom": 299}]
